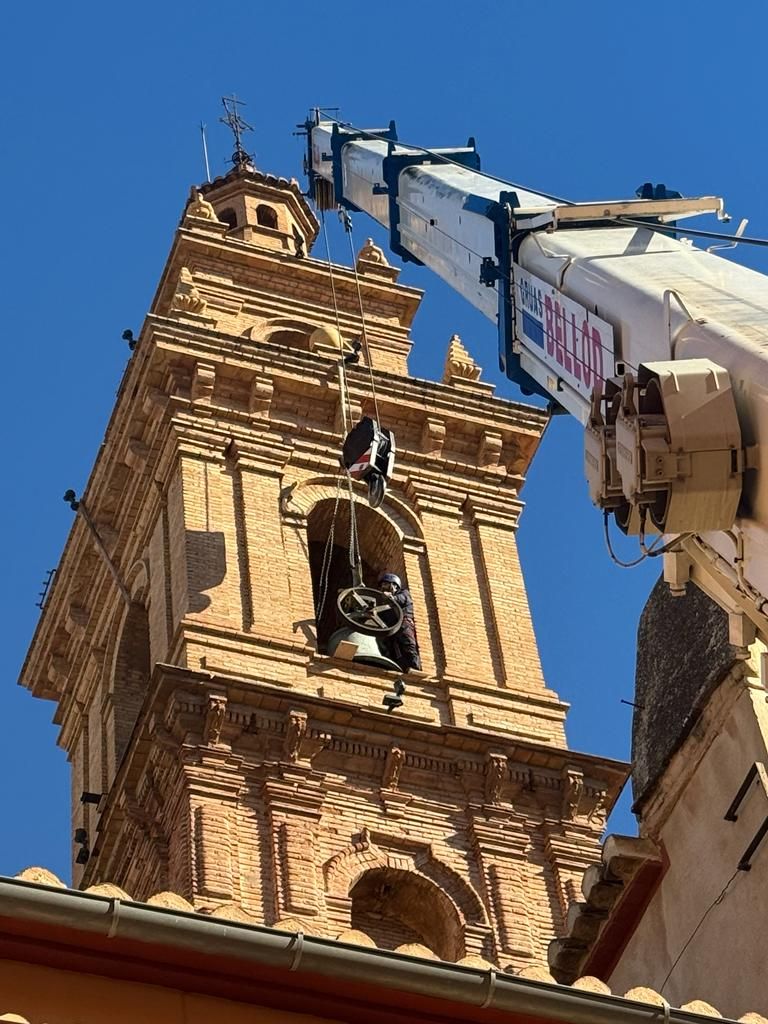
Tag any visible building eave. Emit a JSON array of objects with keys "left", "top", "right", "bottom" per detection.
[{"left": 0, "top": 875, "right": 741, "bottom": 1024}]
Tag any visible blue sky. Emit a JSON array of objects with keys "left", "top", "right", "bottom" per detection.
[{"left": 3, "top": 1, "right": 768, "bottom": 882}]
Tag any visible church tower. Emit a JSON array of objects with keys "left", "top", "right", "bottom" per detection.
[{"left": 19, "top": 151, "right": 625, "bottom": 972}]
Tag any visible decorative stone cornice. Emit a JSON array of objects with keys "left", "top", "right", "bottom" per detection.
[
  {"left": 547, "top": 834, "right": 663, "bottom": 984},
  {"left": 463, "top": 493, "right": 524, "bottom": 531}
]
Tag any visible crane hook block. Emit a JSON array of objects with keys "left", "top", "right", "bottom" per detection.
[{"left": 341, "top": 416, "right": 396, "bottom": 509}]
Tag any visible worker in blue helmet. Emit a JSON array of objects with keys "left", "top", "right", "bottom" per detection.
[{"left": 378, "top": 572, "right": 421, "bottom": 672}]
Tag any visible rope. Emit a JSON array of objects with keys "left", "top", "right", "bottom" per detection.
[
  {"left": 346, "top": 472, "right": 363, "bottom": 583},
  {"left": 320, "top": 210, "right": 354, "bottom": 435},
  {"left": 315, "top": 475, "right": 344, "bottom": 624},
  {"left": 318, "top": 210, "right": 365, "bottom": 594},
  {"left": 603, "top": 510, "right": 692, "bottom": 569},
  {"left": 340, "top": 206, "right": 382, "bottom": 426}
]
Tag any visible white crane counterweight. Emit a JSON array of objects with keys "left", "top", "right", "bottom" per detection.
[{"left": 306, "top": 114, "right": 768, "bottom": 650}]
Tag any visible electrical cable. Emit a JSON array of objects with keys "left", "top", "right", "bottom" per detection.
[
  {"left": 314, "top": 109, "right": 572, "bottom": 205},
  {"left": 659, "top": 868, "right": 741, "bottom": 994},
  {"left": 339, "top": 207, "right": 382, "bottom": 427},
  {"left": 618, "top": 217, "right": 768, "bottom": 249},
  {"left": 320, "top": 210, "right": 353, "bottom": 435},
  {"left": 603, "top": 510, "right": 665, "bottom": 568},
  {"left": 319, "top": 208, "right": 365, "bottom": 592},
  {"left": 603, "top": 508, "right": 693, "bottom": 569},
  {"left": 315, "top": 475, "right": 344, "bottom": 625}
]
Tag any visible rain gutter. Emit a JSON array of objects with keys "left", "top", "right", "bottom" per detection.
[{"left": 0, "top": 877, "right": 732, "bottom": 1024}]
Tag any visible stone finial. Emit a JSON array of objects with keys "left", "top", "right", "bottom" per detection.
[
  {"left": 186, "top": 188, "right": 217, "bottom": 221},
  {"left": 442, "top": 334, "right": 482, "bottom": 383},
  {"left": 171, "top": 267, "right": 207, "bottom": 315},
  {"left": 356, "top": 237, "right": 389, "bottom": 268}
]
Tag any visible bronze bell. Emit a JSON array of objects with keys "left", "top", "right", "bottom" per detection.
[{"left": 326, "top": 628, "right": 401, "bottom": 672}]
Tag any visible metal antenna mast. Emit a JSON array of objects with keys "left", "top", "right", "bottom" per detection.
[
  {"left": 220, "top": 94, "right": 254, "bottom": 168},
  {"left": 199, "top": 121, "right": 211, "bottom": 181}
]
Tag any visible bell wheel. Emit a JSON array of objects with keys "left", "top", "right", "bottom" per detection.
[{"left": 337, "top": 586, "right": 403, "bottom": 637}]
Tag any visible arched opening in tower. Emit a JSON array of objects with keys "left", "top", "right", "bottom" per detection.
[
  {"left": 256, "top": 204, "right": 279, "bottom": 229},
  {"left": 217, "top": 207, "right": 238, "bottom": 230},
  {"left": 350, "top": 867, "right": 464, "bottom": 961},
  {"left": 112, "top": 601, "right": 151, "bottom": 767},
  {"left": 306, "top": 498, "right": 407, "bottom": 652}
]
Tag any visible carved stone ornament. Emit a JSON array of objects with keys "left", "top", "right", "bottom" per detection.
[
  {"left": 562, "top": 766, "right": 585, "bottom": 820},
  {"left": 171, "top": 267, "right": 207, "bottom": 314},
  {"left": 284, "top": 710, "right": 307, "bottom": 762},
  {"left": 356, "top": 237, "right": 389, "bottom": 268},
  {"left": 485, "top": 753, "right": 508, "bottom": 805},
  {"left": 203, "top": 695, "right": 227, "bottom": 746},
  {"left": 382, "top": 746, "right": 405, "bottom": 791},
  {"left": 442, "top": 333, "right": 482, "bottom": 383},
  {"left": 186, "top": 188, "right": 218, "bottom": 221}
]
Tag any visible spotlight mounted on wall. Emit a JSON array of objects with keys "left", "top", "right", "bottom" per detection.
[
  {"left": 382, "top": 678, "right": 406, "bottom": 713},
  {"left": 74, "top": 826, "right": 91, "bottom": 865},
  {"left": 80, "top": 791, "right": 103, "bottom": 806}
]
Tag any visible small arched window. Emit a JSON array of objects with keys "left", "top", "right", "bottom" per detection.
[
  {"left": 218, "top": 207, "right": 237, "bottom": 229},
  {"left": 307, "top": 499, "right": 406, "bottom": 652},
  {"left": 256, "top": 204, "right": 278, "bottom": 229},
  {"left": 112, "top": 602, "right": 151, "bottom": 767}
]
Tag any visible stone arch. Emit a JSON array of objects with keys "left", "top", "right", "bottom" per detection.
[
  {"left": 323, "top": 834, "right": 488, "bottom": 961},
  {"left": 351, "top": 867, "right": 461, "bottom": 959},
  {"left": 218, "top": 207, "right": 237, "bottom": 229},
  {"left": 324, "top": 835, "right": 487, "bottom": 924},
  {"left": 287, "top": 477, "right": 423, "bottom": 542},
  {"left": 284, "top": 476, "right": 431, "bottom": 661},
  {"left": 110, "top": 598, "right": 151, "bottom": 768},
  {"left": 256, "top": 203, "right": 279, "bottom": 229},
  {"left": 125, "top": 557, "right": 150, "bottom": 603},
  {"left": 254, "top": 316, "right": 317, "bottom": 349}
]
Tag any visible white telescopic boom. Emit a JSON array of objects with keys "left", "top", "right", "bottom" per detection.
[{"left": 308, "top": 116, "right": 768, "bottom": 650}]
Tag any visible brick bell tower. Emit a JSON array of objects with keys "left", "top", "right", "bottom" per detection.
[{"left": 20, "top": 153, "right": 626, "bottom": 973}]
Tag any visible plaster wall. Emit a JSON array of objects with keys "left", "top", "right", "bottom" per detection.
[
  {"left": 608, "top": 674, "right": 768, "bottom": 1017},
  {"left": 0, "top": 960, "right": 339, "bottom": 1024}
]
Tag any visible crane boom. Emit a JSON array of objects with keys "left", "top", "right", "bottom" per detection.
[{"left": 306, "top": 115, "right": 768, "bottom": 652}]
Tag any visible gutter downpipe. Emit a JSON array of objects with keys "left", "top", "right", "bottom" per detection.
[{"left": 0, "top": 878, "right": 728, "bottom": 1024}]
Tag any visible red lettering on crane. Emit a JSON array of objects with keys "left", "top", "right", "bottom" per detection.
[
  {"left": 592, "top": 326, "right": 604, "bottom": 386},
  {"left": 581, "top": 320, "right": 591, "bottom": 388},
  {"left": 561, "top": 311, "right": 573, "bottom": 380},
  {"left": 557, "top": 301, "right": 569, "bottom": 366},
  {"left": 545, "top": 295, "right": 555, "bottom": 356}
]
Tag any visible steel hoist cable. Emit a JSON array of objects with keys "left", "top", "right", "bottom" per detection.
[
  {"left": 315, "top": 474, "right": 344, "bottom": 624},
  {"left": 319, "top": 210, "right": 365, "bottom": 592},
  {"left": 320, "top": 210, "right": 354, "bottom": 435},
  {"left": 339, "top": 206, "right": 382, "bottom": 427}
]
